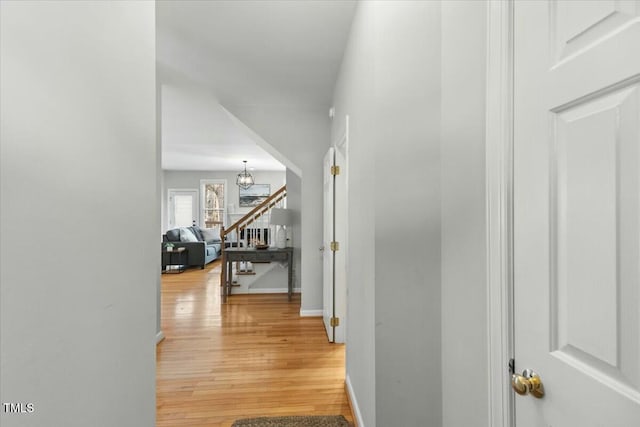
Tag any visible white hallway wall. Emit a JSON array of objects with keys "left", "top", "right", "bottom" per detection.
[
  {"left": 332, "top": 1, "right": 490, "bottom": 426},
  {"left": 333, "top": 2, "right": 442, "bottom": 425},
  {"left": 285, "top": 169, "right": 303, "bottom": 298},
  {"left": 0, "top": 2, "right": 157, "bottom": 426},
  {"left": 440, "top": 2, "right": 489, "bottom": 426},
  {"left": 330, "top": 2, "right": 377, "bottom": 424}
]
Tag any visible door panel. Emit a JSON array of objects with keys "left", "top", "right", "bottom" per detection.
[
  {"left": 514, "top": 1, "right": 640, "bottom": 425},
  {"left": 551, "top": 0, "right": 639, "bottom": 64},
  {"left": 551, "top": 86, "right": 639, "bottom": 378}
]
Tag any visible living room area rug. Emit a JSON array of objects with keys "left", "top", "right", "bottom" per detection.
[{"left": 231, "top": 415, "right": 352, "bottom": 427}]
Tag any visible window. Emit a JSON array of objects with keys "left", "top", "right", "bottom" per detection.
[{"left": 200, "top": 180, "right": 227, "bottom": 228}]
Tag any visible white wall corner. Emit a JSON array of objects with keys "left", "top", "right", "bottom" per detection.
[
  {"left": 219, "top": 105, "right": 302, "bottom": 177},
  {"left": 346, "top": 374, "right": 365, "bottom": 427}
]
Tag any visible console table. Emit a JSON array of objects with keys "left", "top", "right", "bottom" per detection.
[{"left": 222, "top": 247, "right": 294, "bottom": 302}]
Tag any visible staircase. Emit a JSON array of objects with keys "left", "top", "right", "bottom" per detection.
[{"left": 220, "top": 185, "right": 287, "bottom": 292}]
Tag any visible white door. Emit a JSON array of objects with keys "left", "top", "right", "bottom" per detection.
[
  {"left": 513, "top": 1, "right": 640, "bottom": 426},
  {"left": 323, "top": 145, "right": 347, "bottom": 344},
  {"left": 168, "top": 189, "right": 198, "bottom": 229},
  {"left": 323, "top": 147, "right": 336, "bottom": 342}
]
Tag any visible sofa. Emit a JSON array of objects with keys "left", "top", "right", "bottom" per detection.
[{"left": 162, "top": 226, "right": 222, "bottom": 269}]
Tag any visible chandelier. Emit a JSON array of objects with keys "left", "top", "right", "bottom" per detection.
[{"left": 236, "top": 160, "right": 255, "bottom": 190}]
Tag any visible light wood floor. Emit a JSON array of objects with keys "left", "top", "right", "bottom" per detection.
[{"left": 156, "top": 260, "right": 354, "bottom": 427}]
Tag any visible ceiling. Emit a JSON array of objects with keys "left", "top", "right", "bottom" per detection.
[{"left": 156, "top": 0, "right": 357, "bottom": 171}]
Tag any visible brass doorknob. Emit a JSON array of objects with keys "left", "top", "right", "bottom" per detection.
[{"left": 511, "top": 369, "right": 544, "bottom": 398}]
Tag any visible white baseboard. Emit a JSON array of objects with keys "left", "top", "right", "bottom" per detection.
[
  {"left": 155, "top": 331, "right": 165, "bottom": 344},
  {"left": 247, "top": 287, "right": 301, "bottom": 294},
  {"left": 299, "top": 309, "right": 323, "bottom": 317},
  {"left": 346, "top": 374, "right": 364, "bottom": 427}
]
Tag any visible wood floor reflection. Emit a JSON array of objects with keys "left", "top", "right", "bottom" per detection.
[{"left": 156, "top": 260, "right": 354, "bottom": 427}]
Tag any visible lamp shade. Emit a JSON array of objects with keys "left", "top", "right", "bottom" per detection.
[{"left": 270, "top": 208, "right": 291, "bottom": 226}]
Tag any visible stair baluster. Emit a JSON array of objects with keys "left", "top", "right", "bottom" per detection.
[{"left": 220, "top": 185, "right": 287, "bottom": 295}]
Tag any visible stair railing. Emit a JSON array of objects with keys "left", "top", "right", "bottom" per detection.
[{"left": 220, "top": 185, "right": 287, "bottom": 294}]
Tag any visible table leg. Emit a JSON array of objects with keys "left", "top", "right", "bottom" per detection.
[
  {"left": 288, "top": 253, "right": 293, "bottom": 301},
  {"left": 227, "top": 258, "right": 232, "bottom": 299}
]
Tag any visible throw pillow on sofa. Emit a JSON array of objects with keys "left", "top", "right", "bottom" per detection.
[
  {"left": 179, "top": 227, "right": 199, "bottom": 242},
  {"left": 188, "top": 226, "right": 205, "bottom": 241},
  {"left": 201, "top": 227, "right": 222, "bottom": 244},
  {"left": 165, "top": 228, "right": 181, "bottom": 242}
]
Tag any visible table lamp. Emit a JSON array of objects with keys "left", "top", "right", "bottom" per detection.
[{"left": 270, "top": 208, "right": 291, "bottom": 249}]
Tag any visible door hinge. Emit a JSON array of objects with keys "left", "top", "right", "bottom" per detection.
[
  {"left": 508, "top": 358, "right": 515, "bottom": 375},
  {"left": 330, "top": 241, "right": 340, "bottom": 251},
  {"left": 330, "top": 317, "right": 340, "bottom": 327},
  {"left": 331, "top": 165, "right": 341, "bottom": 176}
]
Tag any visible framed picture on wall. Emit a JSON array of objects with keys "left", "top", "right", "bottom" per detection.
[{"left": 239, "top": 184, "right": 270, "bottom": 207}]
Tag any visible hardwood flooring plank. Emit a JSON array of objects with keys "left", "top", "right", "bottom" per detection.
[{"left": 157, "top": 260, "right": 354, "bottom": 427}]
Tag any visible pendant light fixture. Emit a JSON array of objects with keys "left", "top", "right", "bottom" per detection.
[{"left": 236, "top": 160, "right": 255, "bottom": 190}]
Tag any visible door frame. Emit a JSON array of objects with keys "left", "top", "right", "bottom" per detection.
[
  {"left": 323, "top": 146, "right": 336, "bottom": 342},
  {"left": 486, "top": 1, "right": 515, "bottom": 426},
  {"left": 334, "top": 115, "right": 348, "bottom": 344},
  {"left": 322, "top": 116, "right": 349, "bottom": 344}
]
